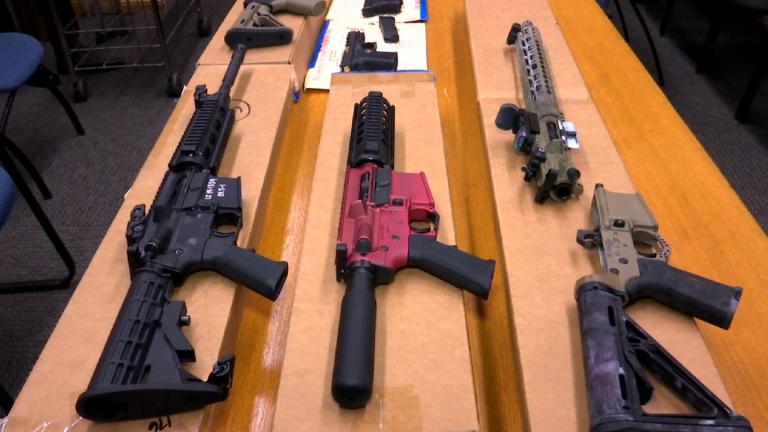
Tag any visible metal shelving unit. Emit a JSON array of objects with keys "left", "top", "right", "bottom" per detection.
[{"left": 49, "top": 0, "right": 212, "bottom": 101}]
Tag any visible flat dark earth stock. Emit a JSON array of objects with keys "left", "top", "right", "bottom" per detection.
[{"left": 0, "top": 0, "right": 766, "bottom": 417}]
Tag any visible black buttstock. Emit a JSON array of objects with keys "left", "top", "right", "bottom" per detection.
[
  {"left": 202, "top": 236, "right": 288, "bottom": 301},
  {"left": 408, "top": 235, "right": 495, "bottom": 299},
  {"left": 626, "top": 258, "right": 742, "bottom": 329},
  {"left": 576, "top": 282, "right": 752, "bottom": 432},
  {"left": 76, "top": 270, "right": 234, "bottom": 421},
  {"left": 332, "top": 266, "right": 377, "bottom": 409}
]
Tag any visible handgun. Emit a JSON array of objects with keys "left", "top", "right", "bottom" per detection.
[
  {"left": 496, "top": 21, "right": 583, "bottom": 203},
  {"left": 75, "top": 45, "right": 289, "bottom": 422},
  {"left": 575, "top": 184, "right": 751, "bottom": 431},
  {"left": 331, "top": 91, "right": 495, "bottom": 409},
  {"left": 340, "top": 31, "right": 398, "bottom": 72},
  {"left": 225, "top": 0, "right": 326, "bottom": 49}
]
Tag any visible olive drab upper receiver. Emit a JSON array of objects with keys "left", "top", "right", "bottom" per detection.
[{"left": 495, "top": 21, "right": 583, "bottom": 203}]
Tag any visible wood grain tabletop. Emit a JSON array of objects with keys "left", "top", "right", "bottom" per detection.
[{"left": 204, "top": 0, "right": 768, "bottom": 430}]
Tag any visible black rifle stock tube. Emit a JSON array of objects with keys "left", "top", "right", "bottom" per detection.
[{"left": 332, "top": 266, "right": 377, "bottom": 409}]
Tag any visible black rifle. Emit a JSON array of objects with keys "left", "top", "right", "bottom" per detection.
[
  {"left": 340, "top": 31, "right": 398, "bottom": 72},
  {"left": 75, "top": 45, "right": 288, "bottom": 422}
]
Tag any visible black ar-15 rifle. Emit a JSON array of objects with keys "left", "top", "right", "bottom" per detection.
[{"left": 75, "top": 45, "right": 288, "bottom": 422}]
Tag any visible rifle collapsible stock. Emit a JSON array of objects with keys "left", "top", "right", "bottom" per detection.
[
  {"left": 495, "top": 21, "right": 583, "bottom": 204},
  {"left": 225, "top": 0, "right": 326, "bottom": 49},
  {"left": 75, "top": 45, "right": 288, "bottom": 422},
  {"left": 332, "top": 91, "right": 495, "bottom": 409},
  {"left": 575, "top": 184, "right": 751, "bottom": 431}
]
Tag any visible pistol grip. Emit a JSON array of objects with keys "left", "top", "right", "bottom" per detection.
[
  {"left": 332, "top": 266, "right": 377, "bottom": 409},
  {"left": 408, "top": 235, "right": 495, "bottom": 299},
  {"left": 203, "top": 235, "right": 288, "bottom": 301},
  {"left": 626, "top": 258, "right": 742, "bottom": 329}
]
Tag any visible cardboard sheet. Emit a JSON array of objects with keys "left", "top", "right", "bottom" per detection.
[
  {"left": 197, "top": 2, "right": 327, "bottom": 91},
  {"left": 273, "top": 72, "right": 479, "bottom": 431},
  {"left": 5, "top": 64, "right": 295, "bottom": 432},
  {"left": 466, "top": 0, "right": 732, "bottom": 429}
]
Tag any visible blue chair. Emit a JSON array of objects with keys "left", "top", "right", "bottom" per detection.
[
  {"left": 0, "top": 32, "right": 79, "bottom": 293},
  {"left": 0, "top": 167, "right": 12, "bottom": 228},
  {"left": 0, "top": 132, "right": 75, "bottom": 293},
  {"left": 0, "top": 32, "right": 85, "bottom": 134}
]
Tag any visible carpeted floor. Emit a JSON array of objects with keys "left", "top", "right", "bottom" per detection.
[
  {"left": 0, "top": 0, "right": 766, "bottom": 418},
  {"left": 0, "top": 0, "right": 234, "bottom": 416},
  {"left": 602, "top": 0, "right": 768, "bottom": 230}
]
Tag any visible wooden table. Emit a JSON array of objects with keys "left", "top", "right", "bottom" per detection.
[{"left": 203, "top": 0, "right": 768, "bottom": 430}]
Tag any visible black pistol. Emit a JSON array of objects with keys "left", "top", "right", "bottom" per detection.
[{"left": 340, "top": 31, "right": 398, "bottom": 72}]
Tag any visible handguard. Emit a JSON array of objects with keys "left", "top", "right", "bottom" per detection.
[
  {"left": 495, "top": 21, "right": 583, "bottom": 203},
  {"left": 577, "top": 282, "right": 752, "bottom": 432},
  {"left": 331, "top": 91, "right": 495, "bottom": 409},
  {"left": 225, "top": 0, "right": 326, "bottom": 49},
  {"left": 575, "top": 184, "right": 751, "bottom": 431},
  {"left": 76, "top": 46, "right": 289, "bottom": 422},
  {"left": 340, "top": 31, "right": 398, "bottom": 72}
]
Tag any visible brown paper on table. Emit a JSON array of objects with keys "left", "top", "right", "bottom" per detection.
[
  {"left": 6, "top": 64, "right": 294, "bottom": 432},
  {"left": 197, "top": 1, "right": 327, "bottom": 91},
  {"left": 466, "top": 0, "right": 732, "bottom": 429},
  {"left": 465, "top": 3, "right": 589, "bottom": 102},
  {"left": 273, "top": 72, "right": 479, "bottom": 432}
]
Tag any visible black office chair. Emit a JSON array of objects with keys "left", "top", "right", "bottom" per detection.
[
  {"left": 0, "top": 31, "right": 79, "bottom": 291},
  {"left": 599, "top": 0, "right": 666, "bottom": 85},
  {"left": 0, "top": 132, "right": 75, "bottom": 292},
  {"left": 694, "top": 0, "right": 768, "bottom": 73},
  {"left": 735, "top": 17, "right": 767, "bottom": 121},
  {"left": 0, "top": 32, "right": 85, "bottom": 135},
  {"left": 0, "top": 377, "right": 12, "bottom": 416}
]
